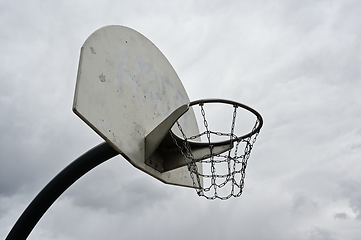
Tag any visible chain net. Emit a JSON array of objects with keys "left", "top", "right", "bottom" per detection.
[{"left": 170, "top": 102, "right": 261, "bottom": 200}]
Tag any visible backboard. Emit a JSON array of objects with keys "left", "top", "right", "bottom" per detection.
[{"left": 73, "top": 25, "right": 201, "bottom": 188}]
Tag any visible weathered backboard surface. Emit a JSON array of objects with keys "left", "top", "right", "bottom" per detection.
[{"left": 73, "top": 25, "right": 200, "bottom": 187}]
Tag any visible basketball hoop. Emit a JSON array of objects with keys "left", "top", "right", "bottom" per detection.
[
  {"left": 170, "top": 99, "right": 263, "bottom": 200},
  {"left": 72, "top": 26, "right": 264, "bottom": 199}
]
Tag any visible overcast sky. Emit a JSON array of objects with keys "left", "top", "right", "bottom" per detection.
[{"left": 1, "top": 0, "right": 361, "bottom": 239}]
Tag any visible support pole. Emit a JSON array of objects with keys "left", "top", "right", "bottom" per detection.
[{"left": 6, "top": 142, "right": 119, "bottom": 240}]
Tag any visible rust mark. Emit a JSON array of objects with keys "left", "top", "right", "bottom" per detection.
[
  {"left": 99, "top": 73, "right": 106, "bottom": 82},
  {"left": 90, "top": 47, "right": 96, "bottom": 54}
]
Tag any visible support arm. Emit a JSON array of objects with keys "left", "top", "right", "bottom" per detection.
[{"left": 6, "top": 142, "right": 119, "bottom": 240}]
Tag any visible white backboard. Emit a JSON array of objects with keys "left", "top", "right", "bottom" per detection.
[{"left": 73, "top": 25, "right": 200, "bottom": 187}]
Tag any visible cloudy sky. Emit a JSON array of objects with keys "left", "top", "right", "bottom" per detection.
[{"left": 1, "top": 0, "right": 361, "bottom": 239}]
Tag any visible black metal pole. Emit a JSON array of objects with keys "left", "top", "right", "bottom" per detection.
[{"left": 6, "top": 142, "right": 119, "bottom": 240}]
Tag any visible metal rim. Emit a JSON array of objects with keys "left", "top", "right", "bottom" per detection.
[{"left": 171, "top": 98, "right": 263, "bottom": 147}]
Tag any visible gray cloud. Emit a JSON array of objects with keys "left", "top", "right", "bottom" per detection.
[
  {"left": 292, "top": 193, "right": 318, "bottom": 213},
  {"left": 333, "top": 212, "right": 348, "bottom": 219},
  {"left": 66, "top": 172, "right": 174, "bottom": 214},
  {"left": 338, "top": 180, "right": 361, "bottom": 220},
  {"left": 307, "top": 226, "right": 337, "bottom": 240}
]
